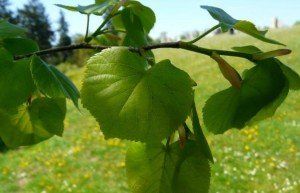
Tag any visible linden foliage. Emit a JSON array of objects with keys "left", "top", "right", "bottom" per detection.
[{"left": 0, "top": 1, "right": 299, "bottom": 192}]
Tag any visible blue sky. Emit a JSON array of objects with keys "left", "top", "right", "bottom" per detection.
[{"left": 10, "top": 0, "right": 300, "bottom": 38}]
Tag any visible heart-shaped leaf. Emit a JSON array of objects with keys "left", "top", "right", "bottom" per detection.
[
  {"left": 0, "top": 98, "right": 66, "bottom": 148},
  {"left": 126, "top": 141, "right": 211, "bottom": 193},
  {"left": 81, "top": 48, "right": 195, "bottom": 143}
]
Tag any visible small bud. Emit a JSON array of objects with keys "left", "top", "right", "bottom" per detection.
[{"left": 211, "top": 52, "right": 242, "bottom": 89}]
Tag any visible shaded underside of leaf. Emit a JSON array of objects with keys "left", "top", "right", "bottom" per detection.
[
  {"left": 0, "top": 98, "right": 66, "bottom": 148},
  {"left": 232, "top": 46, "right": 300, "bottom": 90},
  {"left": 203, "top": 59, "right": 286, "bottom": 134},
  {"left": 0, "top": 58, "right": 35, "bottom": 109}
]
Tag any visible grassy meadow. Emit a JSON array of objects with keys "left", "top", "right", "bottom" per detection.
[{"left": 0, "top": 26, "right": 300, "bottom": 193}]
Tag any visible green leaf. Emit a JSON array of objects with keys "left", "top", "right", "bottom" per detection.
[
  {"left": 200, "top": 6, "right": 237, "bottom": 31},
  {"left": 203, "top": 59, "right": 286, "bottom": 134},
  {"left": 201, "top": 6, "right": 284, "bottom": 45},
  {"left": 203, "top": 88, "right": 239, "bottom": 134},
  {"left": 0, "top": 98, "right": 66, "bottom": 148},
  {"left": 191, "top": 102, "right": 213, "bottom": 162},
  {"left": 56, "top": 1, "right": 117, "bottom": 16},
  {"left": 0, "top": 19, "right": 26, "bottom": 39},
  {"left": 49, "top": 65, "right": 80, "bottom": 107},
  {"left": 234, "top": 21, "right": 284, "bottom": 46},
  {"left": 126, "top": 141, "right": 210, "bottom": 193},
  {"left": 0, "top": 57, "right": 35, "bottom": 109},
  {"left": 3, "top": 38, "right": 39, "bottom": 55},
  {"left": 113, "top": 1, "right": 155, "bottom": 34},
  {"left": 30, "top": 56, "right": 65, "bottom": 98},
  {"left": 124, "top": 1, "right": 156, "bottom": 33},
  {"left": 81, "top": 48, "right": 194, "bottom": 143},
  {"left": 121, "top": 9, "right": 148, "bottom": 47},
  {"left": 30, "top": 56, "right": 80, "bottom": 107}
]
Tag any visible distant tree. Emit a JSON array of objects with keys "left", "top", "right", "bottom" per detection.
[
  {"left": 295, "top": 21, "right": 300, "bottom": 26},
  {"left": 0, "top": 0, "right": 17, "bottom": 23},
  {"left": 57, "top": 11, "right": 72, "bottom": 62},
  {"left": 17, "top": 0, "right": 54, "bottom": 50}
]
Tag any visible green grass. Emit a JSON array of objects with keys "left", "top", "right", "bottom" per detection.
[{"left": 1, "top": 26, "right": 300, "bottom": 193}]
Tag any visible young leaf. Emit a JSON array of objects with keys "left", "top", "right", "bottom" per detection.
[
  {"left": 30, "top": 56, "right": 80, "bottom": 107},
  {"left": 0, "top": 98, "right": 66, "bottom": 148},
  {"left": 121, "top": 9, "right": 148, "bottom": 47},
  {"left": 81, "top": 48, "right": 195, "bottom": 143},
  {"left": 124, "top": 1, "right": 156, "bottom": 33},
  {"left": 126, "top": 141, "right": 210, "bottom": 193},
  {"left": 234, "top": 20, "right": 284, "bottom": 46},
  {"left": 3, "top": 38, "right": 39, "bottom": 55},
  {"left": 253, "top": 49, "right": 291, "bottom": 60},
  {"left": 113, "top": 1, "right": 156, "bottom": 34},
  {"left": 0, "top": 19, "right": 26, "bottom": 39},
  {"left": 203, "top": 59, "right": 286, "bottom": 134},
  {"left": 56, "top": 1, "right": 117, "bottom": 16},
  {"left": 201, "top": 6, "right": 284, "bottom": 45},
  {"left": 191, "top": 102, "right": 214, "bottom": 163},
  {"left": 200, "top": 5, "right": 237, "bottom": 31},
  {"left": 211, "top": 52, "right": 242, "bottom": 89},
  {"left": 0, "top": 57, "right": 35, "bottom": 109}
]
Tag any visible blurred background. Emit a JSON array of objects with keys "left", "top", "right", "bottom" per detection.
[{"left": 0, "top": 0, "right": 299, "bottom": 192}]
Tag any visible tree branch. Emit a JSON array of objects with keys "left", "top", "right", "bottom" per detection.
[
  {"left": 14, "top": 43, "right": 108, "bottom": 60},
  {"left": 14, "top": 42, "right": 254, "bottom": 60}
]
